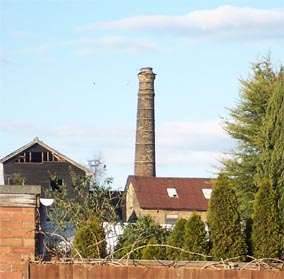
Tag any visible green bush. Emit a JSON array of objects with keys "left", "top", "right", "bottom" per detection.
[
  {"left": 72, "top": 216, "right": 106, "bottom": 259},
  {"left": 141, "top": 236, "right": 163, "bottom": 260},
  {"left": 207, "top": 174, "right": 247, "bottom": 261},
  {"left": 183, "top": 213, "right": 208, "bottom": 260},
  {"left": 166, "top": 218, "right": 186, "bottom": 260},
  {"left": 114, "top": 216, "right": 167, "bottom": 260},
  {"left": 252, "top": 179, "right": 281, "bottom": 258}
]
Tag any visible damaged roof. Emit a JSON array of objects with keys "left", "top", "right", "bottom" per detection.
[
  {"left": 126, "top": 175, "right": 214, "bottom": 211},
  {"left": 0, "top": 137, "right": 92, "bottom": 175}
]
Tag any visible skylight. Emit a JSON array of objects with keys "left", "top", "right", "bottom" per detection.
[
  {"left": 167, "top": 188, "right": 178, "bottom": 198},
  {"left": 202, "top": 188, "right": 212, "bottom": 199}
]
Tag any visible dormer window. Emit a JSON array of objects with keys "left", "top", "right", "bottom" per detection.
[
  {"left": 202, "top": 188, "right": 212, "bottom": 199},
  {"left": 167, "top": 188, "right": 178, "bottom": 198}
]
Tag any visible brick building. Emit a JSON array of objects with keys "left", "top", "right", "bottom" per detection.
[{"left": 124, "top": 68, "right": 214, "bottom": 224}]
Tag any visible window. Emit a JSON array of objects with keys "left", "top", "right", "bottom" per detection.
[
  {"left": 202, "top": 188, "right": 212, "bottom": 200},
  {"left": 31, "top": 152, "right": 42, "bottom": 162},
  {"left": 167, "top": 188, "right": 178, "bottom": 198},
  {"left": 50, "top": 178, "right": 63, "bottom": 192},
  {"left": 15, "top": 151, "right": 65, "bottom": 164},
  {"left": 165, "top": 214, "right": 179, "bottom": 225}
]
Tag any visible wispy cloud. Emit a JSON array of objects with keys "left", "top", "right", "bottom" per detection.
[
  {"left": 154, "top": 120, "right": 234, "bottom": 175},
  {"left": 0, "top": 120, "right": 234, "bottom": 182},
  {"left": 78, "top": 5, "right": 284, "bottom": 43},
  {"left": 0, "top": 119, "right": 233, "bottom": 164},
  {"left": 11, "top": 31, "right": 39, "bottom": 39},
  {"left": 157, "top": 120, "right": 232, "bottom": 152},
  {"left": 1, "top": 45, "right": 51, "bottom": 60},
  {"left": 67, "top": 36, "right": 157, "bottom": 55}
]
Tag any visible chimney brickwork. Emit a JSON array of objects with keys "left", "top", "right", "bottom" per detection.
[{"left": 134, "top": 67, "right": 156, "bottom": 177}]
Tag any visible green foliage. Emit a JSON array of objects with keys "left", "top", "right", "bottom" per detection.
[
  {"left": 166, "top": 218, "right": 186, "bottom": 260},
  {"left": 182, "top": 213, "right": 208, "bottom": 261},
  {"left": 252, "top": 179, "right": 281, "bottom": 258},
  {"left": 220, "top": 56, "right": 284, "bottom": 259},
  {"left": 43, "top": 170, "right": 121, "bottom": 259},
  {"left": 221, "top": 56, "right": 279, "bottom": 219},
  {"left": 12, "top": 173, "right": 27, "bottom": 185},
  {"left": 207, "top": 174, "right": 247, "bottom": 261},
  {"left": 114, "top": 216, "right": 167, "bottom": 260},
  {"left": 73, "top": 216, "right": 106, "bottom": 259},
  {"left": 141, "top": 236, "right": 163, "bottom": 260},
  {"left": 257, "top": 68, "right": 284, "bottom": 239},
  {"left": 46, "top": 171, "right": 120, "bottom": 233}
]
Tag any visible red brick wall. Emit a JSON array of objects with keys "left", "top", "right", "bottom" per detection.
[{"left": 0, "top": 207, "right": 36, "bottom": 279}]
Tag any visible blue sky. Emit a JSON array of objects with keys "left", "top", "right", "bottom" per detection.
[{"left": 1, "top": 0, "right": 283, "bottom": 189}]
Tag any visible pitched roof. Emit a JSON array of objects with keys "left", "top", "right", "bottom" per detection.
[
  {"left": 0, "top": 137, "right": 92, "bottom": 175},
  {"left": 126, "top": 175, "right": 214, "bottom": 211}
]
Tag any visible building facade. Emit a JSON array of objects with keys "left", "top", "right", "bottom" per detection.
[{"left": 0, "top": 137, "right": 91, "bottom": 197}]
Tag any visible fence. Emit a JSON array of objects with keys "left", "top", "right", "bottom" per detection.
[{"left": 29, "top": 262, "right": 283, "bottom": 279}]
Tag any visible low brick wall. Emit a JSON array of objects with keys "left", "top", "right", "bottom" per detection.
[
  {"left": 0, "top": 185, "right": 41, "bottom": 279},
  {"left": 29, "top": 263, "right": 284, "bottom": 279}
]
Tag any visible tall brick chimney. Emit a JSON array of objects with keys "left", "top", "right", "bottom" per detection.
[{"left": 134, "top": 67, "right": 156, "bottom": 177}]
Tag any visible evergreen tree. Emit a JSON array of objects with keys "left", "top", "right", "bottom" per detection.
[
  {"left": 222, "top": 57, "right": 278, "bottom": 219},
  {"left": 251, "top": 179, "right": 281, "bottom": 258},
  {"left": 182, "top": 213, "right": 208, "bottom": 261},
  {"left": 166, "top": 218, "right": 186, "bottom": 260},
  {"left": 254, "top": 67, "right": 284, "bottom": 257},
  {"left": 72, "top": 216, "right": 107, "bottom": 258},
  {"left": 207, "top": 174, "right": 247, "bottom": 261},
  {"left": 141, "top": 236, "right": 163, "bottom": 260},
  {"left": 113, "top": 216, "right": 166, "bottom": 259}
]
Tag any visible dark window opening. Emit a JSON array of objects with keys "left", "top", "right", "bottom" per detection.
[
  {"left": 31, "top": 152, "right": 42, "bottom": 163},
  {"left": 15, "top": 151, "right": 65, "bottom": 164},
  {"left": 50, "top": 178, "right": 63, "bottom": 192}
]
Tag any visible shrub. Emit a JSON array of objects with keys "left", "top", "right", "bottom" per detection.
[
  {"left": 252, "top": 178, "right": 281, "bottom": 258},
  {"left": 166, "top": 218, "right": 186, "bottom": 260},
  {"left": 72, "top": 216, "right": 106, "bottom": 259},
  {"left": 183, "top": 213, "right": 208, "bottom": 260},
  {"left": 207, "top": 174, "right": 247, "bottom": 261}
]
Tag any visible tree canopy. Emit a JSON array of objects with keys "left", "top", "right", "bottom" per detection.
[{"left": 222, "top": 57, "right": 280, "bottom": 219}]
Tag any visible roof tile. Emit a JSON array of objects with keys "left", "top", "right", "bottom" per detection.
[{"left": 127, "top": 175, "right": 213, "bottom": 211}]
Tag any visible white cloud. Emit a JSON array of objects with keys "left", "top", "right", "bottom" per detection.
[
  {"left": 78, "top": 6, "right": 284, "bottom": 42},
  {"left": 0, "top": 120, "right": 234, "bottom": 183},
  {"left": 11, "top": 31, "right": 38, "bottom": 39},
  {"left": 156, "top": 120, "right": 233, "bottom": 152},
  {"left": 67, "top": 36, "right": 157, "bottom": 55},
  {"left": 154, "top": 120, "right": 234, "bottom": 175}
]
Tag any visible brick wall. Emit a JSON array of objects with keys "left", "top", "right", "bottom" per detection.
[{"left": 0, "top": 185, "right": 41, "bottom": 279}]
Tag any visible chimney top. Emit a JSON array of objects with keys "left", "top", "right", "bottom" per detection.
[
  {"left": 140, "top": 67, "right": 152, "bottom": 71},
  {"left": 138, "top": 67, "right": 154, "bottom": 75}
]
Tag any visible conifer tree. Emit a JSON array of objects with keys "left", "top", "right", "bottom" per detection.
[
  {"left": 114, "top": 216, "right": 166, "bottom": 259},
  {"left": 251, "top": 179, "right": 281, "bottom": 258},
  {"left": 72, "top": 216, "right": 107, "bottom": 258},
  {"left": 255, "top": 69, "right": 284, "bottom": 256},
  {"left": 222, "top": 57, "right": 278, "bottom": 219},
  {"left": 141, "top": 236, "right": 163, "bottom": 260},
  {"left": 182, "top": 213, "right": 208, "bottom": 261},
  {"left": 166, "top": 218, "right": 186, "bottom": 260},
  {"left": 207, "top": 174, "right": 247, "bottom": 261}
]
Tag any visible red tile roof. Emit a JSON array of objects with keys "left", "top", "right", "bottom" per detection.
[{"left": 127, "top": 176, "right": 214, "bottom": 211}]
